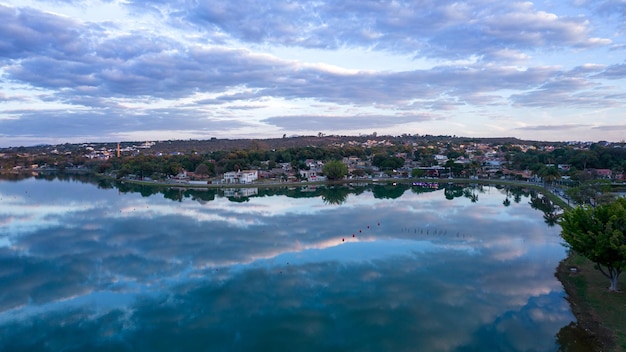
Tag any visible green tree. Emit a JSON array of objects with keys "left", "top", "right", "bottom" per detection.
[
  {"left": 410, "top": 168, "right": 424, "bottom": 178},
  {"left": 372, "top": 154, "right": 404, "bottom": 170},
  {"left": 322, "top": 160, "right": 348, "bottom": 180},
  {"left": 539, "top": 166, "right": 561, "bottom": 187},
  {"left": 559, "top": 198, "right": 626, "bottom": 291}
]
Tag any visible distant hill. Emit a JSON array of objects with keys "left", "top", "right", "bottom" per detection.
[{"left": 0, "top": 135, "right": 554, "bottom": 155}]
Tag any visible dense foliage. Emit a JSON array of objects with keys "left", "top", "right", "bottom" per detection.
[
  {"left": 322, "top": 160, "right": 348, "bottom": 180},
  {"left": 559, "top": 198, "right": 626, "bottom": 291}
]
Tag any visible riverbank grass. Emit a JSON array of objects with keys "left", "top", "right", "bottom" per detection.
[{"left": 558, "top": 252, "right": 626, "bottom": 351}]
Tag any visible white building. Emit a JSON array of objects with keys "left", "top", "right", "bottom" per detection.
[
  {"left": 434, "top": 154, "right": 448, "bottom": 165},
  {"left": 223, "top": 170, "right": 258, "bottom": 184}
]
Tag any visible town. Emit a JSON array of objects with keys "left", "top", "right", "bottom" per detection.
[{"left": 2, "top": 135, "right": 625, "bottom": 190}]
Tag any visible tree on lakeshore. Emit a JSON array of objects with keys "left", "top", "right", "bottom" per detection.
[
  {"left": 539, "top": 166, "right": 561, "bottom": 187},
  {"left": 559, "top": 198, "right": 626, "bottom": 292},
  {"left": 194, "top": 163, "right": 211, "bottom": 177},
  {"left": 410, "top": 168, "right": 424, "bottom": 178},
  {"left": 322, "top": 160, "right": 348, "bottom": 180}
]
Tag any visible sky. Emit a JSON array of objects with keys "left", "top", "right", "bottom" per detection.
[{"left": 1, "top": 0, "right": 625, "bottom": 147}]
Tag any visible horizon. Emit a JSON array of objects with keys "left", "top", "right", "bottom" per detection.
[{"left": 1, "top": 1, "right": 626, "bottom": 147}]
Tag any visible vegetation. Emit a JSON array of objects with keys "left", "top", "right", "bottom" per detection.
[
  {"left": 566, "top": 179, "right": 615, "bottom": 206},
  {"left": 559, "top": 198, "right": 626, "bottom": 292},
  {"left": 322, "top": 160, "right": 348, "bottom": 180},
  {"left": 556, "top": 253, "right": 626, "bottom": 351},
  {"left": 2, "top": 136, "right": 625, "bottom": 189}
]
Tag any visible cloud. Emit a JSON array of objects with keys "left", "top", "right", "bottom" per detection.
[
  {"left": 576, "top": 0, "right": 626, "bottom": 17},
  {"left": 591, "top": 124, "right": 626, "bottom": 131},
  {"left": 150, "top": 0, "right": 611, "bottom": 59},
  {"left": 515, "top": 124, "right": 591, "bottom": 132},
  {"left": 262, "top": 113, "right": 442, "bottom": 132},
  {"left": 595, "top": 63, "right": 626, "bottom": 79},
  {"left": 0, "top": 5, "right": 88, "bottom": 60},
  {"left": 509, "top": 67, "right": 626, "bottom": 108},
  {"left": 0, "top": 0, "right": 625, "bottom": 144},
  {"left": 0, "top": 107, "right": 252, "bottom": 141}
]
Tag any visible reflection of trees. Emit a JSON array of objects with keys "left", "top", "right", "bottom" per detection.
[
  {"left": 542, "top": 212, "right": 560, "bottom": 227},
  {"left": 187, "top": 190, "right": 217, "bottom": 202},
  {"left": 510, "top": 187, "right": 531, "bottom": 203},
  {"left": 117, "top": 182, "right": 162, "bottom": 198},
  {"left": 226, "top": 196, "right": 250, "bottom": 203},
  {"left": 410, "top": 185, "right": 438, "bottom": 195},
  {"left": 498, "top": 186, "right": 532, "bottom": 207},
  {"left": 96, "top": 179, "right": 115, "bottom": 189},
  {"left": 463, "top": 188, "right": 479, "bottom": 203},
  {"left": 555, "top": 322, "right": 598, "bottom": 351},
  {"left": 35, "top": 173, "right": 57, "bottom": 181},
  {"left": 371, "top": 184, "right": 408, "bottom": 199},
  {"left": 2, "top": 175, "right": 559, "bottom": 220},
  {"left": 443, "top": 185, "right": 465, "bottom": 200},
  {"left": 529, "top": 193, "right": 561, "bottom": 227},
  {"left": 320, "top": 187, "right": 350, "bottom": 205},
  {"left": 162, "top": 188, "right": 184, "bottom": 202},
  {"left": 501, "top": 187, "right": 512, "bottom": 207}
]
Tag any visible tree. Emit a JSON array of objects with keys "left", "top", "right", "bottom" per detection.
[
  {"left": 559, "top": 198, "right": 626, "bottom": 291},
  {"left": 539, "top": 166, "right": 561, "bottom": 187},
  {"left": 410, "top": 168, "right": 424, "bottom": 178},
  {"left": 372, "top": 154, "right": 404, "bottom": 170},
  {"left": 322, "top": 160, "right": 348, "bottom": 180},
  {"left": 194, "top": 163, "right": 210, "bottom": 177}
]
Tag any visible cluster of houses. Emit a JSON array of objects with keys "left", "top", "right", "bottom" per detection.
[
  {"left": 5, "top": 138, "right": 624, "bottom": 183},
  {"left": 153, "top": 140, "right": 625, "bottom": 185}
]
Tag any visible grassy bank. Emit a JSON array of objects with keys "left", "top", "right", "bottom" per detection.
[{"left": 556, "top": 253, "right": 626, "bottom": 351}]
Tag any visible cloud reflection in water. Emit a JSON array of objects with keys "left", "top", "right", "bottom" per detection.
[{"left": 0, "top": 179, "right": 572, "bottom": 351}]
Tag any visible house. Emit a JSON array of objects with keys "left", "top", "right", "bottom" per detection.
[
  {"left": 223, "top": 170, "right": 258, "bottom": 184},
  {"left": 434, "top": 155, "right": 448, "bottom": 165},
  {"left": 299, "top": 169, "right": 318, "bottom": 181},
  {"left": 557, "top": 164, "right": 570, "bottom": 172},
  {"left": 593, "top": 169, "right": 612, "bottom": 179}
]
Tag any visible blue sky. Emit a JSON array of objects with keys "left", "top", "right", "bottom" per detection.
[{"left": 1, "top": 0, "right": 625, "bottom": 147}]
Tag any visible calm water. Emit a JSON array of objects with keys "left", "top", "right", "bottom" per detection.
[{"left": 0, "top": 177, "right": 574, "bottom": 351}]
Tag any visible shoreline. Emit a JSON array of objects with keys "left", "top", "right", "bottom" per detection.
[{"left": 555, "top": 255, "right": 620, "bottom": 351}]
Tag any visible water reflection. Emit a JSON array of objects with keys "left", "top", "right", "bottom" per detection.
[{"left": 0, "top": 176, "right": 571, "bottom": 351}]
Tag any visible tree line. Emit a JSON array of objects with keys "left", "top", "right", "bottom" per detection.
[{"left": 2, "top": 140, "right": 625, "bottom": 184}]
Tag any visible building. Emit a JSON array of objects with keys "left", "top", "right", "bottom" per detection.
[{"left": 223, "top": 170, "right": 259, "bottom": 184}]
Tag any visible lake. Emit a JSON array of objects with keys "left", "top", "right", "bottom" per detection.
[{"left": 0, "top": 176, "right": 575, "bottom": 351}]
